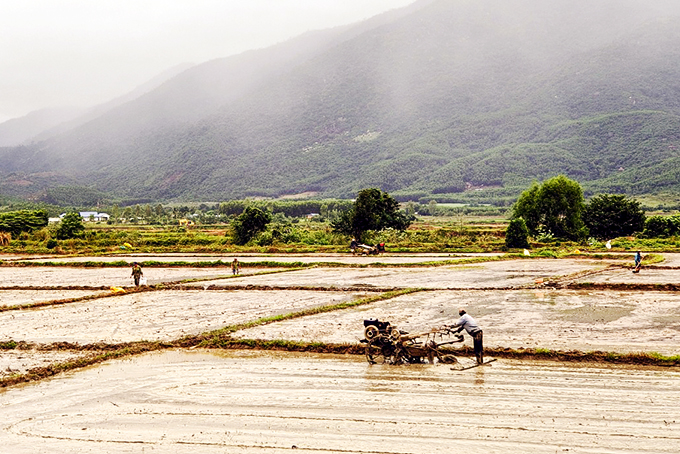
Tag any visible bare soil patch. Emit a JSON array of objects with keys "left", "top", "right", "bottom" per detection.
[{"left": 576, "top": 266, "right": 680, "bottom": 285}]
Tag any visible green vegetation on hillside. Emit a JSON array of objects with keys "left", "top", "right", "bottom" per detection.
[{"left": 2, "top": 2, "right": 680, "bottom": 203}]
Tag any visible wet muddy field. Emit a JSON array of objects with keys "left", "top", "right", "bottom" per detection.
[
  {"left": 0, "top": 289, "right": 106, "bottom": 307},
  {"left": 198, "top": 259, "right": 612, "bottom": 289},
  {"left": 0, "top": 265, "right": 269, "bottom": 288},
  {"left": 1, "top": 350, "right": 678, "bottom": 454},
  {"left": 0, "top": 289, "right": 367, "bottom": 344},
  {"left": 235, "top": 288, "right": 680, "bottom": 356},
  {"left": 1, "top": 253, "right": 678, "bottom": 452}
]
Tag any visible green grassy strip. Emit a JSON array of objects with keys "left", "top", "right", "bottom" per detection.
[
  {"left": 193, "top": 288, "right": 423, "bottom": 346},
  {"left": 484, "top": 346, "right": 680, "bottom": 366},
  {"left": 638, "top": 253, "right": 665, "bottom": 265},
  {"left": 2, "top": 252, "right": 635, "bottom": 270}
]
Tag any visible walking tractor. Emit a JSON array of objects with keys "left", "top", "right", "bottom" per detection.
[{"left": 360, "top": 319, "right": 464, "bottom": 365}]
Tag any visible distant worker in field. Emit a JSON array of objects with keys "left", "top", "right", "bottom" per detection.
[
  {"left": 231, "top": 258, "right": 240, "bottom": 275},
  {"left": 450, "top": 308, "right": 484, "bottom": 365},
  {"left": 131, "top": 262, "right": 143, "bottom": 286},
  {"left": 634, "top": 251, "right": 643, "bottom": 273}
]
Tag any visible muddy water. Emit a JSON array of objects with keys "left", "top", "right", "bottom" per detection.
[
  {"left": 0, "top": 290, "right": 368, "bottom": 344},
  {"left": 0, "top": 266, "right": 268, "bottom": 288},
  {"left": 1, "top": 350, "right": 678, "bottom": 453},
  {"left": 0, "top": 289, "right": 105, "bottom": 307},
  {"left": 201, "top": 259, "right": 611, "bottom": 289},
  {"left": 1, "top": 350, "right": 89, "bottom": 377},
  {"left": 576, "top": 266, "right": 680, "bottom": 285},
  {"left": 235, "top": 289, "right": 680, "bottom": 356}
]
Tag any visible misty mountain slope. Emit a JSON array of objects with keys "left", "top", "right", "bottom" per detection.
[
  {"left": 161, "top": 0, "right": 680, "bottom": 199},
  {"left": 0, "top": 63, "right": 194, "bottom": 148},
  {"left": 0, "top": 107, "right": 84, "bottom": 147},
  {"left": 3, "top": 1, "right": 428, "bottom": 178},
  {"left": 2, "top": 0, "right": 680, "bottom": 202},
  {"left": 29, "top": 62, "right": 196, "bottom": 143}
]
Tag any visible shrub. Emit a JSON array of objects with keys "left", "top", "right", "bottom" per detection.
[
  {"left": 583, "top": 194, "right": 645, "bottom": 239},
  {"left": 642, "top": 215, "right": 680, "bottom": 238},
  {"left": 55, "top": 212, "right": 85, "bottom": 239},
  {"left": 505, "top": 218, "right": 530, "bottom": 249}
]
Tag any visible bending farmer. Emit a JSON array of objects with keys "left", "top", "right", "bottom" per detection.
[{"left": 451, "top": 308, "right": 484, "bottom": 365}]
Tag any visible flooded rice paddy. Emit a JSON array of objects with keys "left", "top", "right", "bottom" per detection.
[
  {"left": 1, "top": 350, "right": 679, "bottom": 453},
  {"left": 1, "top": 252, "right": 678, "bottom": 452},
  {"left": 198, "top": 259, "right": 611, "bottom": 290},
  {"left": 0, "top": 289, "right": 368, "bottom": 344}
]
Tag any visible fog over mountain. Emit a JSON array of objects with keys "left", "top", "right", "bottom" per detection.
[
  {"left": 0, "top": 63, "right": 194, "bottom": 147},
  {"left": 2, "top": 0, "right": 680, "bottom": 204}
]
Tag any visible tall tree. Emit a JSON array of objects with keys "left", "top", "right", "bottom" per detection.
[
  {"left": 231, "top": 206, "right": 272, "bottom": 245},
  {"left": 55, "top": 211, "right": 85, "bottom": 239},
  {"left": 512, "top": 176, "right": 587, "bottom": 241},
  {"left": 0, "top": 209, "right": 48, "bottom": 236},
  {"left": 332, "top": 188, "right": 412, "bottom": 242},
  {"left": 583, "top": 194, "right": 645, "bottom": 239}
]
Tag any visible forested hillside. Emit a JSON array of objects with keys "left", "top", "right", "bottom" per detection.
[{"left": 1, "top": 0, "right": 680, "bottom": 204}]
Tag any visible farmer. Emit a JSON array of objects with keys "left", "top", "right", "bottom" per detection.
[
  {"left": 131, "top": 262, "right": 143, "bottom": 286},
  {"left": 231, "top": 258, "right": 240, "bottom": 275},
  {"left": 450, "top": 308, "right": 484, "bottom": 365},
  {"left": 634, "top": 251, "right": 643, "bottom": 273}
]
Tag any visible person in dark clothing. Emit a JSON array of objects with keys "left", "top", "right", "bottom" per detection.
[
  {"left": 451, "top": 308, "right": 484, "bottom": 365},
  {"left": 231, "top": 258, "right": 240, "bottom": 275},
  {"left": 131, "top": 262, "right": 143, "bottom": 286},
  {"left": 634, "top": 251, "right": 643, "bottom": 273}
]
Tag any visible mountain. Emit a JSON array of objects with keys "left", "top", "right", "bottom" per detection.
[
  {"left": 0, "top": 107, "right": 84, "bottom": 147},
  {"left": 2, "top": 0, "right": 680, "bottom": 204},
  {"left": 0, "top": 62, "right": 195, "bottom": 148}
]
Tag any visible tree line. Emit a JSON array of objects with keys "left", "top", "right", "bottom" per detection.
[{"left": 505, "top": 175, "right": 659, "bottom": 249}]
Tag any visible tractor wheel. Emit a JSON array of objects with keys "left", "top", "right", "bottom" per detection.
[
  {"left": 365, "top": 339, "right": 386, "bottom": 364},
  {"left": 364, "top": 325, "right": 379, "bottom": 340}
]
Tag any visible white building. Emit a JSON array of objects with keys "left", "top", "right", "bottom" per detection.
[{"left": 59, "top": 212, "right": 110, "bottom": 222}]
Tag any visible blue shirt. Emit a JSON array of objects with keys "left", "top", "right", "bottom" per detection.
[{"left": 453, "top": 314, "right": 481, "bottom": 334}]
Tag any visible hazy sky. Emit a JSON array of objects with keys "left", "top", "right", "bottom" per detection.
[{"left": 0, "top": 0, "right": 417, "bottom": 123}]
